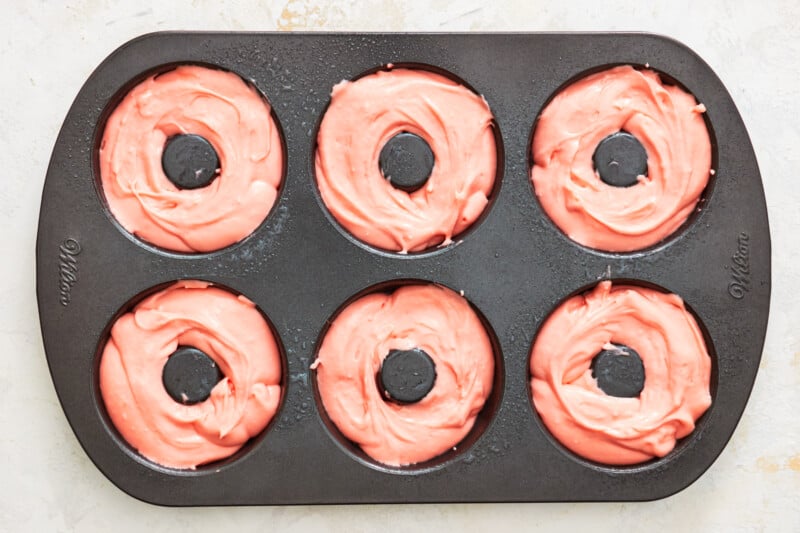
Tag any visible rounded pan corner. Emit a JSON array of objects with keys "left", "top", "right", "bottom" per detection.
[
  {"left": 636, "top": 459, "right": 719, "bottom": 503},
  {"left": 99, "top": 30, "right": 193, "bottom": 64},
  {"left": 630, "top": 31, "right": 721, "bottom": 76},
  {"left": 97, "top": 470, "right": 182, "bottom": 508}
]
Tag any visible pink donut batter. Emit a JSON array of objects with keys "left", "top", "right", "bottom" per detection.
[
  {"left": 530, "top": 281, "right": 712, "bottom": 465},
  {"left": 315, "top": 68, "right": 497, "bottom": 253},
  {"left": 99, "top": 65, "right": 283, "bottom": 253},
  {"left": 313, "top": 284, "right": 495, "bottom": 466},
  {"left": 99, "top": 281, "right": 283, "bottom": 469},
  {"left": 531, "top": 66, "right": 712, "bottom": 252}
]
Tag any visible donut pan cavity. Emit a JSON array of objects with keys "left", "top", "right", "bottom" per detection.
[{"left": 37, "top": 32, "right": 770, "bottom": 505}]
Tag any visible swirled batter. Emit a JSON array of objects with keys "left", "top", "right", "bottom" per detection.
[
  {"left": 99, "top": 281, "right": 283, "bottom": 469},
  {"left": 531, "top": 66, "right": 712, "bottom": 252},
  {"left": 315, "top": 68, "right": 497, "bottom": 253},
  {"left": 313, "top": 284, "right": 495, "bottom": 466},
  {"left": 530, "top": 281, "right": 712, "bottom": 465},
  {"left": 99, "top": 65, "right": 283, "bottom": 253}
]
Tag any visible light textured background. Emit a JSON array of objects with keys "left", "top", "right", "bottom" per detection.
[{"left": 3, "top": 0, "right": 799, "bottom": 531}]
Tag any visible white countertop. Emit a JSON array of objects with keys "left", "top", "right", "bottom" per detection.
[{"left": 3, "top": 1, "right": 798, "bottom": 531}]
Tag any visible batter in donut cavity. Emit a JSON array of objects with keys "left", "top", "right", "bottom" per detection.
[
  {"left": 315, "top": 68, "right": 497, "bottom": 253},
  {"left": 530, "top": 281, "right": 712, "bottom": 465},
  {"left": 99, "top": 65, "right": 283, "bottom": 253},
  {"left": 531, "top": 65, "right": 712, "bottom": 252},
  {"left": 99, "top": 281, "right": 283, "bottom": 469},
  {"left": 312, "top": 284, "right": 495, "bottom": 466}
]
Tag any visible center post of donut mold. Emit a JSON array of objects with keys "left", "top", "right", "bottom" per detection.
[
  {"left": 592, "top": 131, "right": 648, "bottom": 188},
  {"left": 378, "top": 348, "right": 437, "bottom": 404},
  {"left": 378, "top": 132, "right": 435, "bottom": 192},
  {"left": 161, "top": 134, "right": 221, "bottom": 190},
  {"left": 590, "top": 343, "right": 645, "bottom": 398},
  {"left": 162, "top": 346, "right": 224, "bottom": 405}
]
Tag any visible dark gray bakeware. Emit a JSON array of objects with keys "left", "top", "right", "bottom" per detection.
[{"left": 36, "top": 32, "right": 770, "bottom": 505}]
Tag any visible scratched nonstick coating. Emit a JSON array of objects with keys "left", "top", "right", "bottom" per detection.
[{"left": 36, "top": 32, "right": 770, "bottom": 505}]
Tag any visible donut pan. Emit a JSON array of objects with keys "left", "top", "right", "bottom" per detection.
[{"left": 36, "top": 32, "right": 770, "bottom": 505}]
